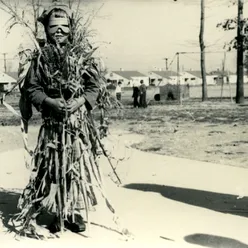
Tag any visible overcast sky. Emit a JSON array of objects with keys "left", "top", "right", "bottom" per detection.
[{"left": 0, "top": 0, "right": 247, "bottom": 73}]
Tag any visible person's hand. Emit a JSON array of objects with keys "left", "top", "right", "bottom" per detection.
[
  {"left": 44, "top": 97, "right": 65, "bottom": 114},
  {"left": 66, "top": 97, "right": 85, "bottom": 114},
  {"left": 68, "top": 80, "right": 81, "bottom": 93}
]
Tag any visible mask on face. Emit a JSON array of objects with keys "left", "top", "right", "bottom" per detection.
[
  {"left": 47, "top": 13, "right": 70, "bottom": 44},
  {"left": 48, "top": 17, "right": 70, "bottom": 34}
]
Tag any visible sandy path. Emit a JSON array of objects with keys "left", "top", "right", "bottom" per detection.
[{"left": 0, "top": 130, "right": 248, "bottom": 247}]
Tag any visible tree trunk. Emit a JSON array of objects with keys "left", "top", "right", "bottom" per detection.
[
  {"left": 236, "top": 0, "right": 244, "bottom": 104},
  {"left": 199, "top": 0, "right": 208, "bottom": 101}
]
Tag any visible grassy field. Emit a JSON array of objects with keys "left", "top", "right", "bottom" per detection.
[
  {"left": 1, "top": 91, "right": 248, "bottom": 168},
  {"left": 113, "top": 84, "right": 248, "bottom": 106},
  {"left": 189, "top": 84, "right": 248, "bottom": 99}
]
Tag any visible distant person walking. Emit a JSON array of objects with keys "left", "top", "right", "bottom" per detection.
[
  {"left": 139, "top": 80, "right": 147, "bottom": 108},
  {"left": 132, "top": 81, "right": 140, "bottom": 108},
  {"left": 115, "top": 81, "right": 122, "bottom": 101}
]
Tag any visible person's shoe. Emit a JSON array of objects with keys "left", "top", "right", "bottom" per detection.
[
  {"left": 65, "top": 214, "right": 86, "bottom": 233},
  {"left": 48, "top": 217, "right": 61, "bottom": 233}
]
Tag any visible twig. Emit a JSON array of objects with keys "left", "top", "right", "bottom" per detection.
[
  {"left": 0, "top": 0, "right": 40, "bottom": 52},
  {"left": 54, "top": 133, "right": 64, "bottom": 234},
  {"left": 97, "top": 135, "right": 122, "bottom": 185},
  {"left": 79, "top": 156, "right": 91, "bottom": 236},
  {"left": 87, "top": 221, "right": 124, "bottom": 236}
]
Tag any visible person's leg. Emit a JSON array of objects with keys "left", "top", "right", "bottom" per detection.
[
  {"left": 139, "top": 95, "right": 143, "bottom": 107},
  {"left": 144, "top": 92, "right": 147, "bottom": 107},
  {"left": 49, "top": 165, "right": 86, "bottom": 233},
  {"left": 65, "top": 211, "right": 86, "bottom": 233},
  {"left": 134, "top": 96, "right": 138, "bottom": 107},
  {"left": 117, "top": 93, "right": 121, "bottom": 101}
]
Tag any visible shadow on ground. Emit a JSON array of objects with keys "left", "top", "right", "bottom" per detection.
[
  {"left": 184, "top": 233, "right": 248, "bottom": 248},
  {"left": 0, "top": 188, "right": 56, "bottom": 239},
  {"left": 0, "top": 188, "right": 20, "bottom": 232},
  {"left": 123, "top": 184, "right": 248, "bottom": 218}
]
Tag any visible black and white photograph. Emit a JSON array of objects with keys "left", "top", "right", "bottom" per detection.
[{"left": 0, "top": 0, "right": 248, "bottom": 247}]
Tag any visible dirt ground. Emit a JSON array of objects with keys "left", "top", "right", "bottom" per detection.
[
  {"left": 0, "top": 100, "right": 248, "bottom": 169},
  {"left": 107, "top": 101, "right": 248, "bottom": 169},
  {"left": 1, "top": 99, "right": 248, "bottom": 247}
]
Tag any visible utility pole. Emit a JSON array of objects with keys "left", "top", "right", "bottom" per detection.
[
  {"left": 220, "top": 51, "right": 226, "bottom": 101},
  {"left": 236, "top": 0, "right": 244, "bottom": 104},
  {"left": 227, "top": 70, "right": 233, "bottom": 103},
  {"left": 176, "top": 52, "right": 182, "bottom": 105},
  {"left": 163, "top": 57, "right": 169, "bottom": 70}
]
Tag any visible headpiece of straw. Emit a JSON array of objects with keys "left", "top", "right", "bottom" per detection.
[{"left": 37, "top": 0, "right": 73, "bottom": 26}]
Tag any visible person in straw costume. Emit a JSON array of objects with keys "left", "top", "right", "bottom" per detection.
[{"left": 14, "top": 0, "right": 121, "bottom": 236}]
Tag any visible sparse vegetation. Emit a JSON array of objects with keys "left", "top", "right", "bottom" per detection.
[{"left": 2, "top": 97, "right": 247, "bottom": 169}]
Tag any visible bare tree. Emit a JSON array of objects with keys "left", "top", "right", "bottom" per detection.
[
  {"left": 175, "top": 0, "right": 208, "bottom": 101},
  {"left": 199, "top": 0, "right": 208, "bottom": 101},
  {"left": 236, "top": 0, "right": 245, "bottom": 104},
  {"left": 30, "top": 0, "right": 41, "bottom": 36},
  {"left": 217, "top": 0, "right": 248, "bottom": 104}
]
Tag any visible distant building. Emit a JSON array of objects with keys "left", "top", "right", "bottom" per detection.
[
  {"left": 6, "top": 71, "right": 18, "bottom": 81},
  {"left": 180, "top": 71, "right": 201, "bottom": 85},
  {"left": 0, "top": 71, "right": 17, "bottom": 92},
  {"left": 184, "top": 71, "right": 203, "bottom": 85},
  {"left": 182, "top": 70, "right": 217, "bottom": 85},
  {"left": 148, "top": 70, "right": 180, "bottom": 86},
  {"left": 208, "top": 70, "right": 237, "bottom": 84},
  {"left": 105, "top": 70, "right": 149, "bottom": 87}
]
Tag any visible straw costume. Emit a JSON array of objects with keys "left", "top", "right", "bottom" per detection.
[{"left": 12, "top": 1, "right": 119, "bottom": 236}]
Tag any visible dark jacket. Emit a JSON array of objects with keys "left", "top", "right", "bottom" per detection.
[
  {"left": 23, "top": 56, "right": 99, "bottom": 119},
  {"left": 132, "top": 86, "right": 140, "bottom": 98}
]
